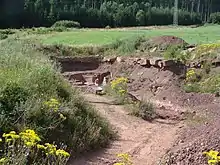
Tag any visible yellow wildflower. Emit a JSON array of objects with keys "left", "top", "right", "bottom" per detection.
[
  {"left": 19, "top": 129, "right": 41, "bottom": 147},
  {"left": 45, "top": 143, "right": 57, "bottom": 156},
  {"left": 44, "top": 98, "right": 60, "bottom": 111},
  {"left": 55, "top": 149, "right": 70, "bottom": 157},
  {"left": 37, "top": 144, "right": 47, "bottom": 150}
]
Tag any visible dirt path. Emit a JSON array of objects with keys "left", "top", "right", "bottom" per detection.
[{"left": 70, "top": 93, "right": 183, "bottom": 165}]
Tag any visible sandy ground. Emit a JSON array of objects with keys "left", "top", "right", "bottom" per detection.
[{"left": 70, "top": 93, "right": 183, "bottom": 165}]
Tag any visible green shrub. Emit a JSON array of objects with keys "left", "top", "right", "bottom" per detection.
[
  {"left": 52, "top": 20, "right": 81, "bottom": 28},
  {"left": 0, "top": 29, "right": 15, "bottom": 35},
  {"left": 130, "top": 100, "right": 156, "bottom": 121},
  {"left": 0, "top": 39, "right": 114, "bottom": 155},
  {"left": 0, "top": 129, "right": 70, "bottom": 165},
  {"left": 209, "top": 12, "right": 220, "bottom": 24},
  {"left": 0, "top": 34, "right": 8, "bottom": 40},
  {"left": 163, "top": 45, "right": 189, "bottom": 62},
  {"left": 29, "top": 27, "right": 69, "bottom": 34},
  {"left": 110, "top": 35, "right": 146, "bottom": 54}
]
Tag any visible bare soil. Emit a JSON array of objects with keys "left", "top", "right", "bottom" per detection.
[
  {"left": 58, "top": 54, "right": 220, "bottom": 165},
  {"left": 70, "top": 94, "right": 183, "bottom": 165}
]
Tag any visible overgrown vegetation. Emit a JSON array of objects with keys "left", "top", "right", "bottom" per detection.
[
  {"left": 209, "top": 12, "right": 220, "bottom": 24},
  {"left": 0, "top": 0, "right": 208, "bottom": 29},
  {"left": 0, "top": 39, "right": 114, "bottom": 159},
  {"left": 0, "top": 129, "right": 70, "bottom": 165},
  {"left": 129, "top": 100, "right": 156, "bottom": 121},
  {"left": 182, "top": 43, "right": 220, "bottom": 94},
  {"left": 0, "top": 29, "right": 16, "bottom": 40},
  {"left": 107, "top": 77, "right": 129, "bottom": 104},
  {"left": 52, "top": 20, "right": 81, "bottom": 28}
]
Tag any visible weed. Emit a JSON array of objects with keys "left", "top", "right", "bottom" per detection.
[
  {"left": 129, "top": 100, "right": 156, "bottom": 121},
  {"left": 0, "top": 129, "right": 70, "bottom": 165},
  {"left": 109, "top": 77, "right": 129, "bottom": 104},
  {"left": 0, "top": 39, "right": 114, "bottom": 155},
  {"left": 163, "top": 45, "right": 190, "bottom": 63}
]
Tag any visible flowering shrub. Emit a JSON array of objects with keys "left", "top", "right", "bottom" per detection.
[
  {"left": 0, "top": 129, "right": 70, "bottom": 165},
  {"left": 113, "top": 153, "right": 133, "bottom": 165},
  {"left": 194, "top": 43, "right": 220, "bottom": 59},
  {"left": 185, "top": 68, "right": 201, "bottom": 83},
  {"left": 44, "top": 98, "right": 61, "bottom": 112},
  {"left": 203, "top": 150, "right": 220, "bottom": 165},
  {"left": 110, "top": 77, "right": 128, "bottom": 104},
  {"left": 111, "top": 77, "right": 128, "bottom": 96}
]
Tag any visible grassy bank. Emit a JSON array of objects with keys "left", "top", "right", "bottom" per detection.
[
  {"left": 40, "top": 25, "right": 220, "bottom": 46},
  {"left": 0, "top": 38, "right": 114, "bottom": 161}
]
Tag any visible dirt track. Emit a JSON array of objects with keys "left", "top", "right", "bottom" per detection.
[
  {"left": 58, "top": 54, "right": 220, "bottom": 165},
  {"left": 70, "top": 94, "right": 183, "bottom": 165}
]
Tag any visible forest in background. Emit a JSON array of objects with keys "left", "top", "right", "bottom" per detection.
[{"left": 0, "top": 0, "right": 219, "bottom": 28}]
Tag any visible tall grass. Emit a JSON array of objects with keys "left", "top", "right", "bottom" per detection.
[{"left": 0, "top": 38, "right": 114, "bottom": 156}]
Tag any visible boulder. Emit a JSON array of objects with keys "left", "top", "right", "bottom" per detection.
[
  {"left": 102, "top": 56, "right": 117, "bottom": 63},
  {"left": 116, "top": 57, "right": 125, "bottom": 63},
  {"left": 137, "top": 58, "right": 151, "bottom": 67}
]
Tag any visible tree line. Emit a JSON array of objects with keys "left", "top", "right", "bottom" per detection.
[{"left": 0, "top": 0, "right": 219, "bottom": 28}]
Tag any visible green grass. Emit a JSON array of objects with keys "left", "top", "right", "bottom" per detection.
[
  {"left": 0, "top": 38, "right": 114, "bottom": 156},
  {"left": 41, "top": 25, "right": 220, "bottom": 46}
]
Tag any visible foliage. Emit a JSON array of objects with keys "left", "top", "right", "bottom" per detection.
[
  {"left": 0, "top": 129, "right": 70, "bottom": 165},
  {"left": 0, "top": 39, "right": 114, "bottom": 155},
  {"left": 27, "top": 27, "right": 70, "bottom": 34},
  {"left": 209, "top": 12, "right": 220, "bottom": 24},
  {"left": 163, "top": 45, "right": 190, "bottom": 63},
  {"left": 193, "top": 43, "right": 220, "bottom": 60},
  {"left": 129, "top": 100, "right": 156, "bottom": 121},
  {"left": 0, "top": 0, "right": 206, "bottom": 28},
  {"left": 203, "top": 150, "right": 220, "bottom": 165},
  {"left": 110, "top": 35, "right": 146, "bottom": 54},
  {"left": 113, "top": 153, "right": 133, "bottom": 165},
  {"left": 0, "top": 34, "right": 8, "bottom": 40},
  {"left": 52, "top": 20, "right": 81, "bottom": 28},
  {"left": 109, "top": 77, "right": 128, "bottom": 104},
  {"left": 185, "top": 69, "right": 199, "bottom": 82}
]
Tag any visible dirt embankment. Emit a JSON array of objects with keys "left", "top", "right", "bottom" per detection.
[
  {"left": 51, "top": 53, "right": 220, "bottom": 165},
  {"left": 50, "top": 35, "right": 220, "bottom": 165}
]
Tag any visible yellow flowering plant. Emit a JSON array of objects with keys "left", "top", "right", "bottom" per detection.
[
  {"left": 41, "top": 98, "right": 67, "bottom": 134},
  {"left": 0, "top": 129, "right": 70, "bottom": 165},
  {"left": 194, "top": 43, "right": 220, "bottom": 59},
  {"left": 44, "top": 98, "right": 61, "bottom": 112},
  {"left": 113, "top": 153, "right": 133, "bottom": 165},
  {"left": 203, "top": 150, "right": 220, "bottom": 165},
  {"left": 110, "top": 77, "right": 128, "bottom": 104}
]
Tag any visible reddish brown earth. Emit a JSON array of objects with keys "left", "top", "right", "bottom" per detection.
[{"left": 56, "top": 55, "right": 220, "bottom": 165}]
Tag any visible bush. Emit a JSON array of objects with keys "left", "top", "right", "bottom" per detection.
[
  {"left": 209, "top": 12, "right": 220, "bottom": 24},
  {"left": 108, "top": 77, "right": 129, "bottom": 104},
  {"left": 0, "top": 39, "right": 114, "bottom": 155},
  {"left": 0, "top": 129, "right": 70, "bottom": 165},
  {"left": 130, "top": 100, "right": 156, "bottom": 121},
  {"left": 52, "top": 20, "right": 81, "bottom": 28},
  {"left": 110, "top": 35, "right": 146, "bottom": 54},
  {"left": 0, "top": 34, "right": 8, "bottom": 40}
]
